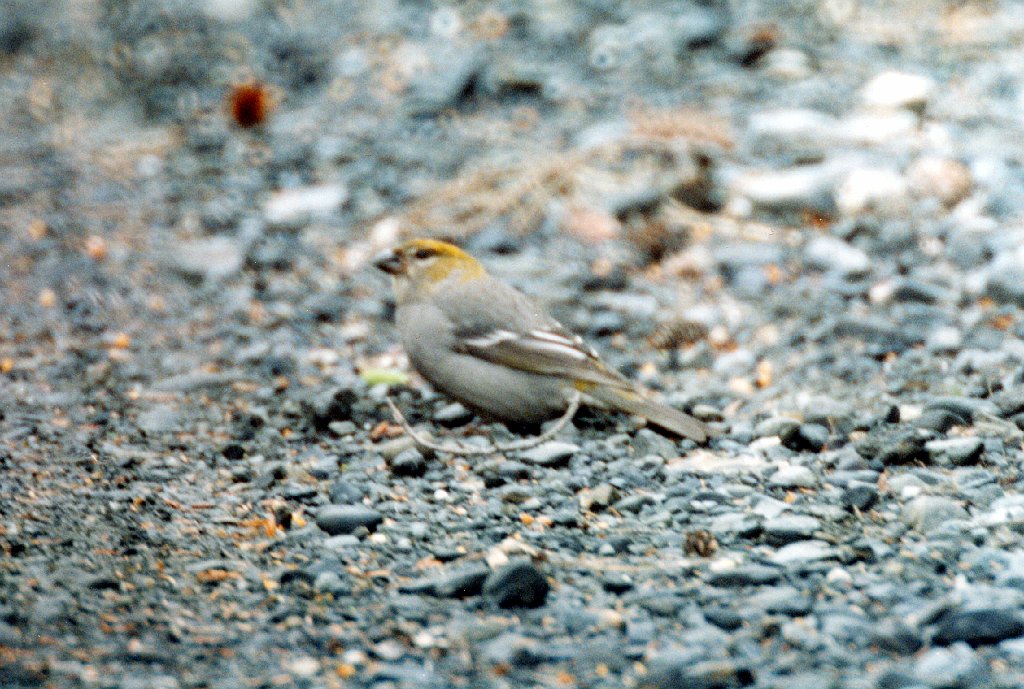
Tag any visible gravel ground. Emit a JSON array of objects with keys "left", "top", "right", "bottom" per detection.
[{"left": 6, "top": 1, "right": 1024, "bottom": 688}]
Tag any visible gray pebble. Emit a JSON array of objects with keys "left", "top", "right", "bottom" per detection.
[
  {"left": 769, "top": 464, "right": 816, "bottom": 488},
  {"left": 764, "top": 515, "right": 820, "bottom": 544},
  {"left": 770, "top": 540, "right": 838, "bottom": 565},
  {"left": 518, "top": 441, "right": 579, "bottom": 467},
  {"left": 901, "top": 496, "right": 968, "bottom": 532},
  {"left": 315, "top": 505, "right": 383, "bottom": 536},
  {"left": 925, "top": 437, "right": 984, "bottom": 467},
  {"left": 483, "top": 561, "right": 549, "bottom": 609}
]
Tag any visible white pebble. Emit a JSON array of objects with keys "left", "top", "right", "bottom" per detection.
[
  {"left": 835, "top": 167, "right": 909, "bottom": 215},
  {"left": 264, "top": 184, "right": 348, "bottom": 226},
  {"left": 861, "top": 71, "right": 936, "bottom": 110}
]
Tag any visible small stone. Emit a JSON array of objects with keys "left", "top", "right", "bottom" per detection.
[
  {"left": 518, "top": 441, "right": 579, "bottom": 468},
  {"left": 375, "top": 436, "right": 417, "bottom": 461},
  {"left": 870, "top": 619, "right": 922, "bottom": 654},
  {"left": 763, "top": 515, "right": 820, "bottom": 544},
  {"left": 832, "top": 316, "right": 921, "bottom": 351},
  {"left": 706, "top": 565, "right": 781, "bottom": 587},
  {"left": 390, "top": 448, "right": 428, "bottom": 477},
  {"left": 755, "top": 417, "right": 800, "bottom": 438},
  {"left": 405, "top": 45, "right": 484, "bottom": 116},
  {"left": 580, "top": 483, "right": 619, "bottom": 511},
  {"left": 643, "top": 657, "right": 753, "bottom": 689},
  {"left": 768, "top": 464, "right": 816, "bottom": 489},
  {"left": 709, "top": 513, "right": 761, "bottom": 538},
  {"left": 746, "top": 108, "right": 837, "bottom": 157},
  {"left": 914, "top": 644, "right": 985, "bottom": 688},
  {"left": 286, "top": 656, "right": 320, "bottom": 678},
  {"left": 926, "top": 326, "right": 963, "bottom": 351},
  {"left": 164, "top": 236, "right": 245, "bottom": 282},
  {"left": 840, "top": 110, "right": 918, "bottom": 145},
  {"left": 861, "top": 70, "right": 935, "bottom": 110},
  {"left": 835, "top": 166, "right": 909, "bottom": 216},
  {"left": 420, "top": 564, "right": 490, "bottom": 599},
  {"left": 855, "top": 427, "right": 929, "bottom": 465},
  {"left": 433, "top": 403, "right": 474, "bottom": 427},
  {"left": 925, "top": 437, "right": 984, "bottom": 467},
  {"left": 769, "top": 540, "right": 837, "bottom": 565},
  {"left": 779, "top": 423, "right": 829, "bottom": 452},
  {"left": 890, "top": 278, "right": 949, "bottom": 304},
  {"left": 632, "top": 428, "right": 677, "bottom": 458},
  {"left": 328, "top": 480, "right": 363, "bottom": 504},
  {"left": 731, "top": 165, "right": 835, "bottom": 214},
  {"left": 483, "top": 561, "right": 549, "bottom": 609},
  {"left": 934, "top": 609, "right": 1024, "bottom": 647},
  {"left": 137, "top": 405, "right": 181, "bottom": 434},
  {"left": 322, "top": 534, "right": 360, "bottom": 550},
  {"left": 987, "top": 266, "right": 1024, "bottom": 308},
  {"left": 327, "top": 421, "right": 357, "bottom": 437},
  {"left": 315, "top": 505, "right": 383, "bottom": 536},
  {"left": 907, "top": 156, "right": 973, "bottom": 207},
  {"left": 914, "top": 408, "right": 963, "bottom": 433},
  {"left": 301, "top": 386, "right": 358, "bottom": 433},
  {"left": 264, "top": 183, "right": 347, "bottom": 228},
  {"left": 804, "top": 236, "right": 870, "bottom": 276},
  {"left": 313, "top": 571, "right": 351, "bottom": 595},
  {"left": 901, "top": 496, "right": 968, "bottom": 532},
  {"left": 841, "top": 483, "right": 879, "bottom": 511}
]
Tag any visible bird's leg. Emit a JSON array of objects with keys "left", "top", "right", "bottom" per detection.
[{"left": 384, "top": 392, "right": 581, "bottom": 457}]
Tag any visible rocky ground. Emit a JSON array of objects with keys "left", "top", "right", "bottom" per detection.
[{"left": 5, "top": 1, "right": 1024, "bottom": 688}]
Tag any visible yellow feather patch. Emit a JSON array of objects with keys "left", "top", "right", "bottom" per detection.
[
  {"left": 399, "top": 238, "right": 485, "bottom": 283},
  {"left": 573, "top": 380, "right": 598, "bottom": 393}
]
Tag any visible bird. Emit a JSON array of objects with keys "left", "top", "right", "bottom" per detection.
[{"left": 374, "top": 238, "right": 708, "bottom": 442}]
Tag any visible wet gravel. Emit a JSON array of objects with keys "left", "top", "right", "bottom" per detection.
[{"left": 5, "top": 1, "right": 1024, "bottom": 688}]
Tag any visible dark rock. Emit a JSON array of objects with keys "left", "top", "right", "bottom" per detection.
[
  {"left": 871, "top": 619, "right": 923, "bottom": 655},
  {"left": 925, "top": 396, "right": 995, "bottom": 422},
  {"left": 315, "top": 505, "right": 383, "bottom": 536},
  {"left": 400, "top": 564, "right": 490, "bottom": 599},
  {"left": 994, "top": 389, "right": 1024, "bottom": 418},
  {"left": 281, "top": 483, "right": 318, "bottom": 503},
  {"left": 601, "top": 574, "right": 634, "bottom": 594},
  {"left": 914, "top": 409, "right": 963, "bottom": 433},
  {"left": 933, "top": 608, "right": 1024, "bottom": 647},
  {"left": 706, "top": 565, "right": 781, "bottom": 587},
  {"left": 641, "top": 657, "right": 754, "bottom": 689},
  {"left": 390, "top": 449, "right": 428, "bottom": 477},
  {"left": 703, "top": 606, "right": 743, "bottom": 631},
  {"left": 301, "top": 386, "right": 358, "bottom": 432},
  {"left": 764, "top": 515, "right": 819, "bottom": 544},
  {"left": 890, "top": 278, "right": 948, "bottom": 303},
  {"left": 841, "top": 483, "right": 879, "bottom": 511},
  {"left": 780, "top": 423, "right": 829, "bottom": 452},
  {"left": 855, "top": 427, "right": 929, "bottom": 465},
  {"left": 483, "top": 561, "right": 549, "bottom": 609},
  {"left": 987, "top": 268, "right": 1024, "bottom": 308}
]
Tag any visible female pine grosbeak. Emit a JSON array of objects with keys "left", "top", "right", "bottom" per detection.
[{"left": 375, "top": 239, "right": 708, "bottom": 442}]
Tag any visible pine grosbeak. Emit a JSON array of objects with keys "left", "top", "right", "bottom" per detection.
[{"left": 375, "top": 238, "right": 708, "bottom": 442}]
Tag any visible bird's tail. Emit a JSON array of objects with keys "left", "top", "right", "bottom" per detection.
[{"left": 580, "top": 384, "right": 709, "bottom": 443}]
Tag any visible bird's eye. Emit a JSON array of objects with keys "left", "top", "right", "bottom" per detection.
[{"left": 413, "top": 248, "right": 434, "bottom": 260}]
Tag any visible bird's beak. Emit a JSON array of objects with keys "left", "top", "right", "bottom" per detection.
[{"left": 373, "top": 249, "right": 404, "bottom": 275}]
